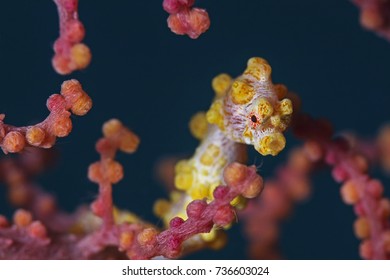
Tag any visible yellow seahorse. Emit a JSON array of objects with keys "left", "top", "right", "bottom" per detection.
[{"left": 154, "top": 57, "right": 293, "bottom": 244}]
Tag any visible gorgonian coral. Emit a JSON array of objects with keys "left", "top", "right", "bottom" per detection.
[
  {"left": 52, "top": 0, "right": 91, "bottom": 74},
  {"left": 0, "top": 80, "right": 92, "bottom": 154},
  {"left": 0, "top": 1, "right": 389, "bottom": 261}
]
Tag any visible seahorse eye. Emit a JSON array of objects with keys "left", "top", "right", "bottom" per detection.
[{"left": 251, "top": 115, "right": 258, "bottom": 123}]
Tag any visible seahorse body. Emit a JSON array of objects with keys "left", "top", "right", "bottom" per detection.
[{"left": 155, "top": 57, "right": 294, "bottom": 236}]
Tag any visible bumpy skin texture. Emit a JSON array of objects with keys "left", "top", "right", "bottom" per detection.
[
  {"left": 52, "top": 0, "right": 91, "bottom": 74},
  {"left": 353, "top": 0, "right": 390, "bottom": 40},
  {"left": 154, "top": 58, "right": 293, "bottom": 243}
]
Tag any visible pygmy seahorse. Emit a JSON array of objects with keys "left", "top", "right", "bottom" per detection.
[{"left": 155, "top": 57, "right": 294, "bottom": 240}]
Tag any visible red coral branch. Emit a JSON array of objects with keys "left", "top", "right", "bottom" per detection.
[
  {"left": 0, "top": 148, "right": 76, "bottom": 232},
  {"left": 52, "top": 0, "right": 91, "bottom": 74},
  {"left": 241, "top": 113, "right": 390, "bottom": 260},
  {"left": 294, "top": 114, "right": 390, "bottom": 259},
  {"left": 0, "top": 80, "right": 92, "bottom": 154}
]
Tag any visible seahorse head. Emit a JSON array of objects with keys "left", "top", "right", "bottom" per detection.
[{"left": 207, "top": 57, "right": 293, "bottom": 156}]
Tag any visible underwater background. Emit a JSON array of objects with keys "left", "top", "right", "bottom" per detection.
[{"left": 0, "top": 0, "right": 389, "bottom": 259}]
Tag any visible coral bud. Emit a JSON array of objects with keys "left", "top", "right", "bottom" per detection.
[
  {"left": 2, "top": 131, "right": 25, "bottom": 153},
  {"left": 26, "top": 126, "right": 45, "bottom": 146},
  {"left": 223, "top": 162, "right": 247, "bottom": 187},
  {"left": 0, "top": 215, "right": 9, "bottom": 228},
  {"left": 52, "top": 55, "right": 72, "bottom": 75},
  {"left": 119, "top": 232, "right": 134, "bottom": 249},
  {"left": 186, "top": 200, "right": 207, "bottom": 218},
  {"left": 119, "top": 129, "right": 140, "bottom": 153},
  {"left": 106, "top": 159, "right": 124, "bottom": 184},
  {"left": 340, "top": 180, "right": 360, "bottom": 205},
  {"left": 70, "top": 93, "right": 92, "bottom": 115},
  {"left": 27, "top": 221, "right": 47, "bottom": 239},
  {"left": 9, "top": 185, "right": 29, "bottom": 206},
  {"left": 137, "top": 228, "right": 158, "bottom": 246},
  {"left": 213, "top": 205, "right": 235, "bottom": 227},
  {"left": 47, "top": 94, "right": 67, "bottom": 112},
  {"left": 224, "top": 163, "right": 263, "bottom": 198},
  {"left": 354, "top": 202, "right": 366, "bottom": 217},
  {"left": 359, "top": 240, "right": 373, "bottom": 259},
  {"left": 40, "top": 133, "right": 56, "bottom": 149},
  {"left": 64, "top": 20, "right": 85, "bottom": 43},
  {"left": 70, "top": 43, "right": 91, "bottom": 70},
  {"left": 163, "top": 0, "right": 195, "bottom": 14},
  {"left": 366, "top": 179, "right": 384, "bottom": 199},
  {"left": 353, "top": 155, "right": 368, "bottom": 173},
  {"left": 88, "top": 162, "right": 103, "bottom": 183},
  {"left": 354, "top": 217, "right": 370, "bottom": 239},
  {"left": 91, "top": 198, "right": 105, "bottom": 217},
  {"left": 288, "top": 148, "right": 311, "bottom": 172},
  {"left": 241, "top": 175, "right": 264, "bottom": 199},
  {"left": 103, "top": 119, "right": 123, "bottom": 138},
  {"left": 213, "top": 186, "right": 230, "bottom": 200},
  {"left": 61, "top": 79, "right": 82, "bottom": 93},
  {"left": 13, "top": 209, "right": 32, "bottom": 227},
  {"left": 379, "top": 198, "right": 390, "bottom": 218},
  {"left": 167, "top": 8, "right": 210, "bottom": 39},
  {"left": 169, "top": 217, "right": 185, "bottom": 228},
  {"left": 36, "top": 195, "right": 56, "bottom": 216},
  {"left": 52, "top": 116, "right": 72, "bottom": 137},
  {"left": 360, "top": 8, "right": 383, "bottom": 30},
  {"left": 332, "top": 164, "right": 349, "bottom": 183},
  {"left": 303, "top": 140, "right": 323, "bottom": 162}
]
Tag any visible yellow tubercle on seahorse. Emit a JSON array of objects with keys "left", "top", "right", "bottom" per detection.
[{"left": 154, "top": 57, "right": 294, "bottom": 244}]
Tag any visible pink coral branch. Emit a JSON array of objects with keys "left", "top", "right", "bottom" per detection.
[
  {"left": 52, "top": 0, "right": 91, "bottom": 74},
  {"left": 293, "top": 114, "right": 390, "bottom": 259},
  {"left": 80, "top": 161, "right": 264, "bottom": 259},
  {"left": 0, "top": 80, "right": 92, "bottom": 154},
  {"left": 0, "top": 148, "right": 77, "bottom": 232}
]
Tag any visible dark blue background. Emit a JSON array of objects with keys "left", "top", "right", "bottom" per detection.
[{"left": 0, "top": 0, "right": 389, "bottom": 259}]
